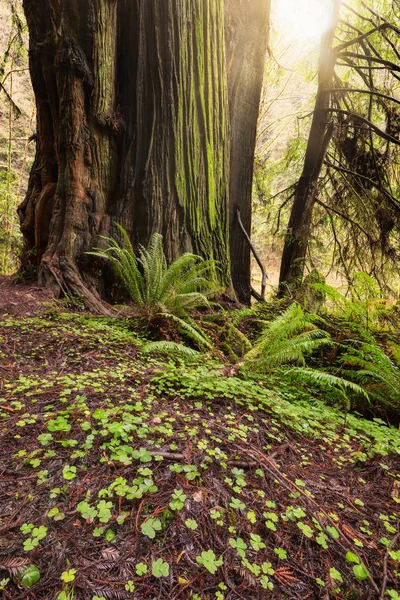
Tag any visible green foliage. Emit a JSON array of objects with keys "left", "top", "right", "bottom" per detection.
[
  {"left": 196, "top": 550, "right": 223, "bottom": 574},
  {"left": 239, "top": 299, "right": 400, "bottom": 418},
  {"left": 1, "top": 307, "right": 400, "bottom": 599},
  {"left": 88, "top": 227, "right": 219, "bottom": 349},
  {"left": 141, "top": 518, "right": 162, "bottom": 539},
  {"left": 60, "top": 569, "right": 77, "bottom": 583},
  {"left": 339, "top": 338, "right": 400, "bottom": 414},
  {"left": 169, "top": 489, "right": 187, "bottom": 511},
  {"left": 19, "top": 565, "right": 40, "bottom": 588},
  {"left": 243, "top": 303, "right": 332, "bottom": 370},
  {"left": 151, "top": 558, "right": 169, "bottom": 578},
  {"left": 142, "top": 341, "right": 200, "bottom": 357}
]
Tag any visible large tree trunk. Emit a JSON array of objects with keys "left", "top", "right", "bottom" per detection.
[
  {"left": 19, "top": 0, "right": 231, "bottom": 310},
  {"left": 225, "top": 0, "right": 270, "bottom": 304},
  {"left": 278, "top": 0, "right": 341, "bottom": 294}
]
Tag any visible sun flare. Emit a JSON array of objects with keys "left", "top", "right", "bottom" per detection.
[{"left": 273, "top": 0, "right": 334, "bottom": 42}]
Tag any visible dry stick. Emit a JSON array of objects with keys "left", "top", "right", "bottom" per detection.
[
  {"left": 379, "top": 531, "right": 400, "bottom": 600},
  {"left": 326, "top": 108, "right": 400, "bottom": 146},
  {"left": 326, "top": 87, "right": 400, "bottom": 106},
  {"left": 333, "top": 23, "right": 391, "bottom": 52},
  {"left": 236, "top": 209, "right": 267, "bottom": 301}
]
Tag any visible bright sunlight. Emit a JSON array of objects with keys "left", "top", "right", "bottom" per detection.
[{"left": 273, "top": 0, "right": 334, "bottom": 42}]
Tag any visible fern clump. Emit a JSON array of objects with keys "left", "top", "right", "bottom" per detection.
[
  {"left": 89, "top": 226, "right": 220, "bottom": 349},
  {"left": 241, "top": 303, "right": 369, "bottom": 415},
  {"left": 339, "top": 338, "right": 400, "bottom": 415},
  {"left": 243, "top": 303, "right": 331, "bottom": 370}
]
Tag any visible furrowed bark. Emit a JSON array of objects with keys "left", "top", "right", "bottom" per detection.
[
  {"left": 225, "top": 0, "right": 271, "bottom": 304},
  {"left": 19, "top": 0, "right": 118, "bottom": 312},
  {"left": 20, "top": 0, "right": 232, "bottom": 308},
  {"left": 117, "top": 0, "right": 230, "bottom": 279}
]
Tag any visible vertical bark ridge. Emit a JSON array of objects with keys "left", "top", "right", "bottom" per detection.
[
  {"left": 117, "top": 0, "right": 230, "bottom": 279},
  {"left": 225, "top": 0, "right": 271, "bottom": 304},
  {"left": 20, "top": 0, "right": 269, "bottom": 307}
]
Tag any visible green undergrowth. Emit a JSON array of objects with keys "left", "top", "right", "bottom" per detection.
[{"left": 0, "top": 309, "right": 399, "bottom": 599}]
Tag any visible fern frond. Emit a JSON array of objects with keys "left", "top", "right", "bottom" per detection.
[
  {"left": 164, "top": 313, "right": 212, "bottom": 349},
  {"left": 286, "top": 367, "right": 370, "bottom": 400},
  {"left": 142, "top": 341, "right": 200, "bottom": 357},
  {"left": 88, "top": 226, "right": 220, "bottom": 350},
  {"left": 244, "top": 304, "right": 331, "bottom": 368}
]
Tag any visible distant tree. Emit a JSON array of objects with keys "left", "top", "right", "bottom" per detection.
[
  {"left": 278, "top": 0, "right": 341, "bottom": 293},
  {"left": 279, "top": 0, "right": 400, "bottom": 293}
]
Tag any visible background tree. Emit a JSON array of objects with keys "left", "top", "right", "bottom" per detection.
[
  {"left": 278, "top": 0, "right": 341, "bottom": 292},
  {"left": 0, "top": 0, "right": 33, "bottom": 273},
  {"left": 225, "top": 0, "right": 271, "bottom": 304},
  {"left": 278, "top": 0, "right": 400, "bottom": 293}
]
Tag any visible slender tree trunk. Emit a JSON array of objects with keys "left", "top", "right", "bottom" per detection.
[
  {"left": 225, "top": 0, "right": 270, "bottom": 304},
  {"left": 279, "top": 0, "right": 341, "bottom": 294},
  {"left": 19, "top": 0, "right": 231, "bottom": 310}
]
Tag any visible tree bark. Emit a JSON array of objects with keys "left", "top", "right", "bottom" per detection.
[
  {"left": 19, "top": 0, "right": 231, "bottom": 310},
  {"left": 225, "top": 0, "right": 270, "bottom": 304},
  {"left": 278, "top": 0, "right": 341, "bottom": 294}
]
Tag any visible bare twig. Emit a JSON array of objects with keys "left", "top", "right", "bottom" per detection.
[
  {"left": 236, "top": 209, "right": 268, "bottom": 301},
  {"left": 379, "top": 531, "right": 400, "bottom": 600}
]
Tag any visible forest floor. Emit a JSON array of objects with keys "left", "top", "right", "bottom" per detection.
[{"left": 0, "top": 276, "right": 399, "bottom": 600}]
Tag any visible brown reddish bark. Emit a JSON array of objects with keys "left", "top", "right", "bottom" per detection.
[
  {"left": 225, "top": 0, "right": 271, "bottom": 304},
  {"left": 19, "top": 0, "right": 231, "bottom": 310},
  {"left": 20, "top": 0, "right": 269, "bottom": 309},
  {"left": 19, "top": 0, "right": 118, "bottom": 311}
]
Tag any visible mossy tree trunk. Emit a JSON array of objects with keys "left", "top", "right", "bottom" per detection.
[
  {"left": 225, "top": 0, "right": 271, "bottom": 304},
  {"left": 20, "top": 0, "right": 269, "bottom": 309}
]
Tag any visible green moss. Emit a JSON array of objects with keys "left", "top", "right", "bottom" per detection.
[{"left": 173, "top": 0, "right": 230, "bottom": 282}]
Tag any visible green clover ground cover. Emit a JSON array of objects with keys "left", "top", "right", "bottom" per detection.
[{"left": 0, "top": 309, "right": 399, "bottom": 599}]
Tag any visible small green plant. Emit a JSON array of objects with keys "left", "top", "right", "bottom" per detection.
[
  {"left": 250, "top": 533, "right": 266, "bottom": 551},
  {"left": 19, "top": 565, "right": 40, "bottom": 588},
  {"left": 62, "top": 465, "right": 77, "bottom": 481},
  {"left": 345, "top": 552, "right": 369, "bottom": 581},
  {"left": 329, "top": 567, "right": 343, "bottom": 583},
  {"left": 136, "top": 562, "right": 148, "bottom": 575},
  {"left": 185, "top": 519, "right": 198, "bottom": 530},
  {"left": 61, "top": 569, "right": 77, "bottom": 583},
  {"left": 196, "top": 550, "right": 223, "bottom": 574},
  {"left": 229, "top": 537, "right": 247, "bottom": 558},
  {"left": 169, "top": 489, "right": 187, "bottom": 511},
  {"left": 274, "top": 547, "right": 287, "bottom": 559},
  {"left": 88, "top": 227, "right": 219, "bottom": 349},
  {"left": 151, "top": 558, "right": 169, "bottom": 578},
  {"left": 21, "top": 524, "right": 48, "bottom": 551},
  {"left": 141, "top": 518, "right": 162, "bottom": 539},
  {"left": 125, "top": 580, "right": 135, "bottom": 592}
]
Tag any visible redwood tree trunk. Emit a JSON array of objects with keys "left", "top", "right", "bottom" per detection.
[
  {"left": 19, "top": 0, "right": 231, "bottom": 309},
  {"left": 279, "top": 0, "right": 341, "bottom": 294},
  {"left": 225, "top": 0, "right": 270, "bottom": 304}
]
